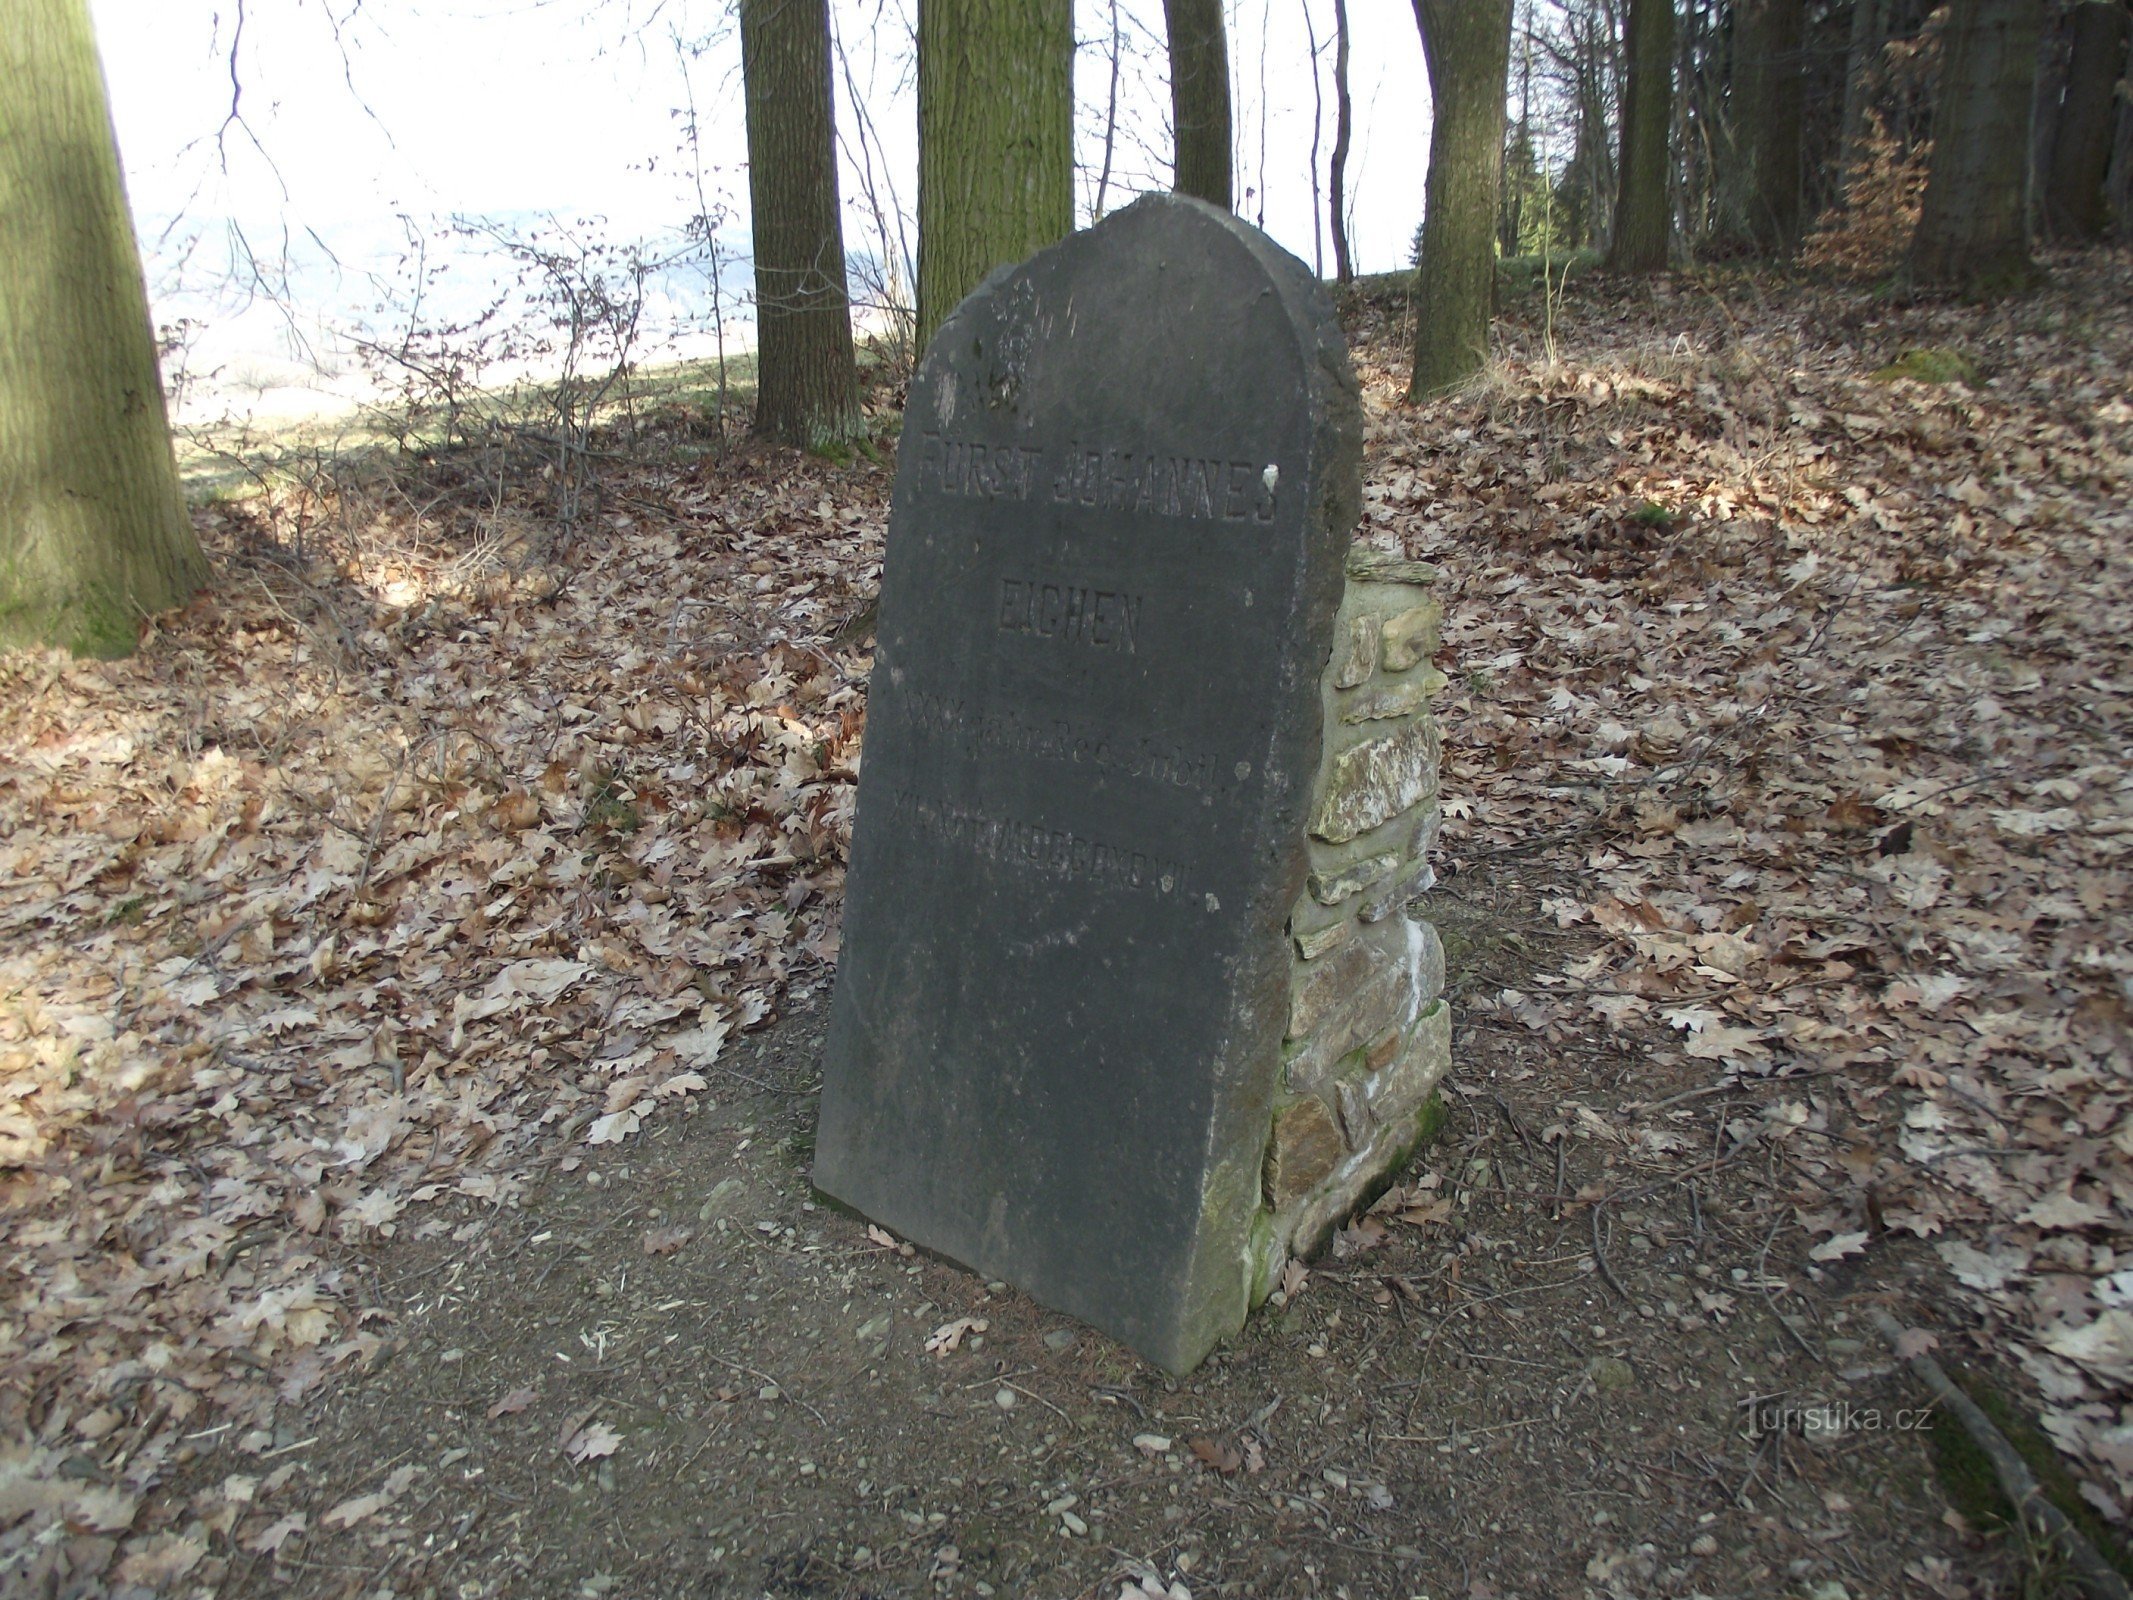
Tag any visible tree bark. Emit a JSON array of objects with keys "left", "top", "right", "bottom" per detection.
[
  {"left": 2042, "top": 0, "right": 2132, "bottom": 239},
  {"left": 0, "top": 0, "right": 204, "bottom": 657},
  {"left": 2113, "top": 58, "right": 2133, "bottom": 235},
  {"left": 1409, "top": 0, "right": 1514, "bottom": 399},
  {"left": 916, "top": 0, "right": 1073, "bottom": 349},
  {"left": 1165, "top": 0, "right": 1234, "bottom": 209},
  {"left": 1908, "top": 0, "right": 2045, "bottom": 293},
  {"left": 1714, "top": 0, "right": 1800, "bottom": 253},
  {"left": 742, "top": 0, "right": 862, "bottom": 449},
  {"left": 1739, "top": 0, "right": 1806, "bottom": 254},
  {"left": 1837, "top": 0, "right": 1889, "bottom": 185},
  {"left": 1330, "top": 0, "right": 1355, "bottom": 282},
  {"left": 1610, "top": 0, "right": 1677, "bottom": 270}
]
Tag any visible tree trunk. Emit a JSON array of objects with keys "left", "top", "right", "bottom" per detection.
[
  {"left": 0, "top": 0, "right": 203, "bottom": 658},
  {"left": 2042, "top": 0, "right": 2132, "bottom": 239},
  {"left": 1577, "top": 6, "right": 1620, "bottom": 250},
  {"left": 2112, "top": 60, "right": 2133, "bottom": 235},
  {"left": 1838, "top": 0, "right": 1890, "bottom": 184},
  {"left": 1165, "top": 0, "right": 1234, "bottom": 209},
  {"left": 916, "top": 0, "right": 1072, "bottom": 349},
  {"left": 1409, "top": 0, "right": 1514, "bottom": 399},
  {"left": 1610, "top": 0, "right": 1677, "bottom": 270},
  {"left": 1739, "top": 0, "right": 1806, "bottom": 254},
  {"left": 742, "top": 0, "right": 862, "bottom": 449},
  {"left": 1330, "top": 0, "right": 1355, "bottom": 282},
  {"left": 1714, "top": 0, "right": 1800, "bottom": 253},
  {"left": 1678, "top": 0, "right": 1711, "bottom": 237},
  {"left": 1908, "top": 0, "right": 2045, "bottom": 293}
]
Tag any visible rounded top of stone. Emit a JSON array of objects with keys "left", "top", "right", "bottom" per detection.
[{"left": 925, "top": 191, "right": 1348, "bottom": 395}]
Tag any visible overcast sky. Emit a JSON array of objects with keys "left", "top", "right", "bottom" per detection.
[{"left": 90, "top": 0, "right": 1431, "bottom": 397}]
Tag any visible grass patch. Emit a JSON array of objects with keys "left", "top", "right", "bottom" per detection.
[
  {"left": 583, "top": 781, "right": 642, "bottom": 837},
  {"left": 1871, "top": 345, "right": 1980, "bottom": 386},
  {"left": 174, "top": 347, "right": 767, "bottom": 504},
  {"left": 1495, "top": 249, "right": 1603, "bottom": 299}
]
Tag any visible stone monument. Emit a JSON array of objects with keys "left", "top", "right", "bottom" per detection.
[{"left": 815, "top": 195, "right": 1448, "bottom": 1373}]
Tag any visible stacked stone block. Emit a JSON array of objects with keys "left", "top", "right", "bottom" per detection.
[{"left": 1251, "top": 547, "right": 1450, "bottom": 1301}]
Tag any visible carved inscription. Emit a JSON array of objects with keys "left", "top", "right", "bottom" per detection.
[
  {"left": 889, "top": 790, "right": 1188, "bottom": 896},
  {"left": 1050, "top": 444, "right": 1277, "bottom": 523},
  {"left": 997, "top": 577, "right": 1142, "bottom": 653},
  {"left": 905, "top": 690, "right": 1228, "bottom": 799},
  {"left": 915, "top": 434, "right": 1044, "bottom": 501},
  {"left": 914, "top": 431, "right": 1282, "bottom": 524}
]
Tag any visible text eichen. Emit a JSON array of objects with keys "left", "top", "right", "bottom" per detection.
[{"left": 997, "top": 578, "right": 1142, "bottom": 654}]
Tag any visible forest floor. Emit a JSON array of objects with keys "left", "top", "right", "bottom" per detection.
[{"left": 3, "top": 249, "right": 2131, "bottom": 1599}]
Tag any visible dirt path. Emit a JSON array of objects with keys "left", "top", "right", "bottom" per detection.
[{"left": 173, "top": 910, "right": 2000, "bottom": 1600}]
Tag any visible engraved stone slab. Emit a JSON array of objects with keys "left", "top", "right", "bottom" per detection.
[{"left": 815, "top": 195, "right": 1360, "bottom": 1374}]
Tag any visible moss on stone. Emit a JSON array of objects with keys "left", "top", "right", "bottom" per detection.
[{"left": 1354, "top": 1089, "right": 1448, "bottom": 1216}]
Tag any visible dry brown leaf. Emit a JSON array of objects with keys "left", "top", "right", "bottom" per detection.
[
  {"left": 1189, "top": 1436, "right": 1244, "bottom": 1475},
  {"left": 486, "top": 1385, "right": 536, "bottom": 1419}
]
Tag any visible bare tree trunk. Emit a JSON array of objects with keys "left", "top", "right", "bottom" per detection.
[
  {"left": 2113, "top": 60, "right": 2133, "bottom": 236},
  {"left": 1578, "top": 3, "right": 1620, "bottom": 250},
  {"left": 917, "top": 0, "right": 1073, "bottom": 348},
  {"left": 1741, "top": 0, "right": 1806, "bottom": 254},
  {"left": 1673, "top": 0, "right": 1723, "bottom": 239},
  {"left": 1714, "top": 0, "right": 1800, "bottom": 253},
  {"left": 1331, "top": 0, "right": 1355, "bottom": 282},
  {"left": 1165, "top": 0, "right": 1234, "bottom": 208},
  {"left": 1610, "top": 0, "right": 1676, "bottom": 269},
  {"left": 1908, "top": 0, "right": 2045, "bottom": 294},
  {"left": 1674, "top": 0, "right": 1703, "bottom": 237},
  {"left": 0, "top": 0, "right": 205, "bottom": 657},
  {"left": 1838, "top": 0, "right": 1890, "bottom": 185},
  {"left": 742, "top": 0, "right": 862, "bottom": 448},
  {"left": 1409, "top": 0, "right": 1515, "bottom": 398},
  {"left": 2043, "top": 0, "right": 2132, "bottom": 239}
]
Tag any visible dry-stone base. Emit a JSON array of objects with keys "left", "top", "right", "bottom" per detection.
[{"left": 1253, "top": 547, "right": 1450, "bottom": 1298}]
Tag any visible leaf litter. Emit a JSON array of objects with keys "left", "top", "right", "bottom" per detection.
[
  {"left": 1352, "top": 250, "right": 2133, "bottom": 1523},
  {"left": 0, "top": 251, "right": 2129, "bottom": 1585},
  {"left": 0, "top": 441, "right": 879, "bottom": 1582}
]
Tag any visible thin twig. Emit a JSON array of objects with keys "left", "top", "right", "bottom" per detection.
[{"left": 1590, "top": 1204, "right": 1630, "bottom": 1301}]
